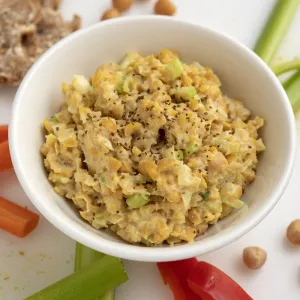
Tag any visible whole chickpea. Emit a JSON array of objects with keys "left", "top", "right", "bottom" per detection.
[
  {"left": 287, "top": 219, "right": 300, "bottom": 245},
  {"left": 101, "top": 8, "right": 121, "bottom": 21},
  {"left": 243, "top": 246, "right": 267, "bottom": 270},
  {"left": 112, "top": 0, "right": 133, "bottom": 12},
  {"left": 154, "top": 0, "right": 177, "bottom": 16}
]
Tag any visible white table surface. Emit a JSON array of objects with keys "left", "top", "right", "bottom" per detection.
[{"left": 1, "top": 1, "right": 300, "bottom": 299}]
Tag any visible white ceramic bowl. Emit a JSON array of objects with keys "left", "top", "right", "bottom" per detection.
[{"left": 10, "top": 16, "right": 296, "bottom": 262}]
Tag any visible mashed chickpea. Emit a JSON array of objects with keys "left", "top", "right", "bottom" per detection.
[{"left": 41, "top": 50, "right": 265, "bottom": 246}]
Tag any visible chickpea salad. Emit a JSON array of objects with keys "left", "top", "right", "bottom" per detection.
[{"left": 41, "top": 50, "right": 265, "bottom": 246}]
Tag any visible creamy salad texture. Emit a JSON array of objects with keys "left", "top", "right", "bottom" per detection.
[{"left": 41, "top": 50, "right": 265, "bottom": 246}]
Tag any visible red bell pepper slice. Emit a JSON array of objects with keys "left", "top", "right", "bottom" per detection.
[
  {"left": 188, "top": 261, "right": 253, "bottom": 300},
  {"left": 157, "top": 258, "right": 200, "bottom": 300}
]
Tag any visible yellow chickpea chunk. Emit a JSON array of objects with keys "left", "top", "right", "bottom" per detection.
[
  {"left": 243, "top": 246, "right": 267, "bottom": 270},
  {"left": 112, "top": 0, "right": 133, "bottom": 12},
  {"left": 101, "top": 8, "right": 120, "bottom": 21},
  {"left": 154, "top": 0, "right": 177, "bottom": 16},
  {"left": 286, "top": 219, "right": 300, "bottom": 245}
]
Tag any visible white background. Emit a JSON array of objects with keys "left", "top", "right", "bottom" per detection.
[{"left": 0, "top": 1, "right": 300, "bottom": 299}]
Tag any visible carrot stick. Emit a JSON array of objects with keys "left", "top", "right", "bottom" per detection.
[
  {"left": 0, "top": 125, "right": 8, "bottom": 143},
  {"left": 0, "top": 196, "right": 40, "bottom": 237},
  {"left": 0, "top": 140, "right": 13, "bottom": 172}
]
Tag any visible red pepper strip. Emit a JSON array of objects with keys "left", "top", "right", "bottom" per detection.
[
  {"left": 188, "top": 261, "right": 253, "bottom": 300},
  {"left": 157, "top": 258, "right": 201, "bottom": 300}
]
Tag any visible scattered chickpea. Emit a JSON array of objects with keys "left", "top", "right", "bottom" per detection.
[
  {"left": 101, "top": 8, "right": 121, "bottom": 21},
  {"left": 112, "top": 0, "right": 133, "bottom": 12},
  {"left": 287, "top": 219, "right": 300, "bottom": 245},
  {"left": 243, "top": 246, "right": 267, "bottom": 270},
  {"left": 154, "top": 0, "right": 177, "bottom": 16}
]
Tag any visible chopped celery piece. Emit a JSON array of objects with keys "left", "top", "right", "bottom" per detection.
[
  {"left": 204, "top": 199, "right": 222, "bottom": 214},
  {"left": 283, "top": 71, "right": 300, "bottom": 111},
  {"left": 254, "top": 0, "right": 300, "bottom": 65},
  {"left": 25, "top": 255, "right": 128, "bottom": 300},
  {"left": 184, "top": 143, "right": 200, "bottom": 156},
  {"left": 202, "top": 191, "right": 210, "bottom": 200},
  {"left": 75, "top": 243, "right": 113, "bottom": 300},
  {"left": 223, "top": 198, "right": 245, "bottom": 209},
  {"left": 72, "top": 75, "right": 91, "bottom": 94},
  {"left": 271, "top": 58, "right": 300, "bottom": 76},
  {"left": 126, "top": 194, "right": 149, "bottom": 208},
  {"left": 165, "top": 58, "right": 184, "bottom": 80},
  {"left": 116, "top": 76, "right": 132, "bottom": 94},
  {"left": 175, "top": 86, "right": 197, "bottom": 101},
  {"left": 120, "top": 52, "right": 139, "bottom": 69},
  {"left": 116, "top": 77, "right": 125, "bottom": 94}
]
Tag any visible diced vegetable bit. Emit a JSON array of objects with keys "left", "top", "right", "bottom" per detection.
[
  {"left": 25, "top": 255, "right": 128, "bottom": 300},
  {"left": 0, "top": 196, "right": 39, "bottom": 238},
  {"left": 116, "top": 78, "right": 125, "bottom": 94},
  {"left": 201, "top": 190, "right": 210, "bottom": 200},
  {"left": 271, "top": 57, "right": 300, "bottom": 76},
  {"left": 254, "top": 0, "right": 300, "bottom": 65},
  {"left": 157, "top": 258, "right": 199, "bottom": 300},
  {"left": 243, "top": 247, "right": 267, "bottom": 270},
  {"left": 283, "top": 70, "right": 300, "bottom": 111},
  {"left": 75, "top": 243, "right": 114, "bottom": 300},
  {"left": 223, "top": 198, "right": 245, "bottom": 209},
  {"left": 286, "top": 219, "right": 300, "bottom": 245},
  {"left": 188, "top": 261, "right": 253, "bottom": 300},
  {"left": 116, "top": 76, "right": 133, "bottom": 94},
  {"left": 175, "top": 86, "right": 197, "bottom": 101},
  {"left": 165, "top": 58, "right": 184, "bottom": 80},
  {"left": 126, "top": 194, "right": 149, "bottom": 208},
  {"left": 72, "top": 75, "right": 91, "bottom": 94},
  {"left": 0, "top": 140, "right": 13, "bottom": 173},
  {"left": 184, "top": 143, "right": 200, "bottom": 156},
  {"left": 0, "top": 125, "right": 9, "bottom": 143},
  {"left": 204, "top": 199, "right": 222, "bottom": 214},
  {"left": 120, "top": 52, "right": 139, "bottom": 69}
]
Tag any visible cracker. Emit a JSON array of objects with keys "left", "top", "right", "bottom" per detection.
[{"left": 0, "top": 0, "right": 81, "bottom": 87}]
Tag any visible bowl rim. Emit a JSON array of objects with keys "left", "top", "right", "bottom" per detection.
[{"left": 9, "top": 16, "right": 297, "bottom": 262}]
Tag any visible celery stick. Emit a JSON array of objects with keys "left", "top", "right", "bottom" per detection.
[
  {"left": 100, "top": 291, "right": 115, "bottom": 300},
  {"left": 283, "top": 71, "right": 300, "bottom": 111},
  {"left": 254, "top": 0, "right": 300, "bottom": 65},
  {"left": 271, "top": 58, "right": 300, "bottom": 76},
  {"left": 25, "top": 255, "right": 128, "bottom": 300},
  {"left": 75, "top": 243, "right": 115, "bottom": 300},
  {"left": 74, "top": 243, "right": 105, "bottom": 272}
]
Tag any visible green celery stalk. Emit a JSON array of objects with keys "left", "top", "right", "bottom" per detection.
[
  {"left": 271, "top": 58, "right": 300, "bottom": 76},
  {"left": 254, "top": 0, "right": 300, "bottom": 65},
  {"left": 283, "top": 71, "right": 300, "bottom": 111},
  {"left": 75, "top": 243, "right": 114, "bottom": 300},
  {"left": 74, "top": 243, "right": 105, "bottom": 271},
  {"left": 25, "top": 255, "right": 128, "bottom": 300}
]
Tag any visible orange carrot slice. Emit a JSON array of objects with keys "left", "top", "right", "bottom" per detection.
[
  {"left": 0, "top": 140, "right": 13, "bottom": 172},
  {"left": 0, "top": 125, "right": 8, "bottom": 143},
  {"left": 0, "top": 196, "right": 40, "bottom": 237}
]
